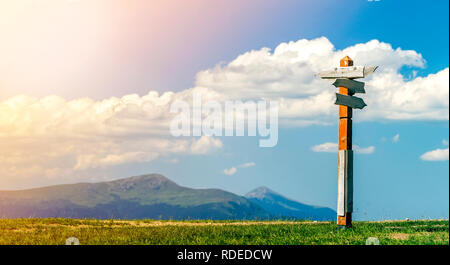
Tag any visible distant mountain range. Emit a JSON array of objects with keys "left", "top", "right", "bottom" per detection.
[
  {"left": 0, "top": 174, "right": 335, "bottom": 220},
  {"left": 245, "top": 187, "right": 335, "bottom": 221}
]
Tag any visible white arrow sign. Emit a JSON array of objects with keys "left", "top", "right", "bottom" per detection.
[
  {"left": 335, "top": 93, "right": 367, "bottom": 109},
  {"left": 316, "top": 66, "right": 378, "bottom": 79}
]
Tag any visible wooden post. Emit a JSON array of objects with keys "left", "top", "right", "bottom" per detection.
[
  {"left": 316, "top": 57, "right": 377, "bottom": 229},
  {"left": 337, "top": 56, "right": 354, "bottom": 228}
]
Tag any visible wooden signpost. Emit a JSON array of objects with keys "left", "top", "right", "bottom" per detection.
[{"left": 316, "top": 56, "right": 377, "bottom": 228}]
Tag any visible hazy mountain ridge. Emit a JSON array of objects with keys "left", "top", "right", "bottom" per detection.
[
  {"left": 0, "top": 174, "right": 335, "bottom": 220},
  {"left": 245, "top": 186, "right": 335, "bottom": 221}
]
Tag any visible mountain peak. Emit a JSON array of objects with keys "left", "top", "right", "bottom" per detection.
[
  {"left": 127, "top": 174, "right": 171, "bottom": 182},
  {"left": 108, "top": 173, "right": 178, "bottom": 192},
  {"left": 0, "top": 174, "right": 335, "bottom": 220},
  {"left": 245, "top": 186, "right": 279, "bottom": 199},
  {"left": 244, "top": 186, "right": 336, "bottom": 220},
  {"left": 0, "top": 173, "right": 267, "bottom": 219}
]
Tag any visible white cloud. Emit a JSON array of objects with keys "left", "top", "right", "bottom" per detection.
[
  {"left": 353, "top": 145, "right": 376, "bottom": 154},
  {"left": 239, "top": 162, "right": 256, "bottom": 168},
  {"left": 311, "top": 142, "right": 375, "bottom": 154},
  {"left": 311, "top": 142, "right": 338, "bottom": 153},
  {"left": 196, "top": 37, "right": 448, "bottom": 123},
  {"left": 223, "top": 167, "right": 237, "bottom": 175},
  {"left": 222, "top": 161, "right": 256, "bottom": 175},
  {"left": 0, "top": 37, "right": 447, "bottom": 187},
  {"left": 420, "top": 148, "right": 449, "bottom": 161},
  {"left": 190, "top": 136, "right": 223, "bottom": 154},
  {"left": 0, "top": 91, "right": 222, "bottom": 188},
  {"left": 392, "top": 134, "right": 400, "bottom": 143}
]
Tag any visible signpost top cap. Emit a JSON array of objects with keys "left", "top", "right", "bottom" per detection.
[{"left": 340, "top": 56, "right": 353, "bottom": 67}]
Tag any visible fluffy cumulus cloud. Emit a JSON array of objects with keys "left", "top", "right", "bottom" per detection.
[
  {"left": 0, "top": 90, "right": 223, "bottom": 187},
  {"left": 196, "top": 37, "right": 448, "bottom": 124},
  {"left": 311, "top": 142, "right": 375, "bottom": 154},
  {"left": 190, "top": 136, "right": 223, "bottom": 154},
  {"left": 223, "top": 162, "right": 256, "bottom": 175},
  {"left": 420, "top": 148, "right": 449, "bottom": 161},
  {"left": 0, "top": 37, "right": 448, "bottom": 187},
  {"left": 223, "top": 167, "right": 237, "bottom": 176}
]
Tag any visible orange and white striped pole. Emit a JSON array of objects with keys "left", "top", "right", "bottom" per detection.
[
  {"left": 337, "top": 56, "right": 354, "bottom": 228},
  {"left": 316, "top": 56, "right": 377, "bottom": 229}
]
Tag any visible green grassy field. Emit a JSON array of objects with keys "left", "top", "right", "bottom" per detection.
[{"left": 0, "top": 219, "right": 448, "bottom": 245}]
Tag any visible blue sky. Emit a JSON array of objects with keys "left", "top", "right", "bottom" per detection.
[
  {"left": 145, "top": 0, "right": 449, "bottom": 220},
  {"left": 0, "top": 0, "right": 448, "bottom": 220},
  {"left": 126, "top": 121, "right": 449, "bottom": 220}
]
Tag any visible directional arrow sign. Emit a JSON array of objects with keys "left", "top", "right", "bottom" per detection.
[
  {"left": 316, "top": 66, "right": 378, "bottom": 79},
  {"left": 363, "top": 66, "right": 378, "bottom": 78},
  {"left": 335, "top": 93, "right": 367, "bottom": 109},
  {"left": 332, "top": 79, "right": 365, "bottom": 94}
]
